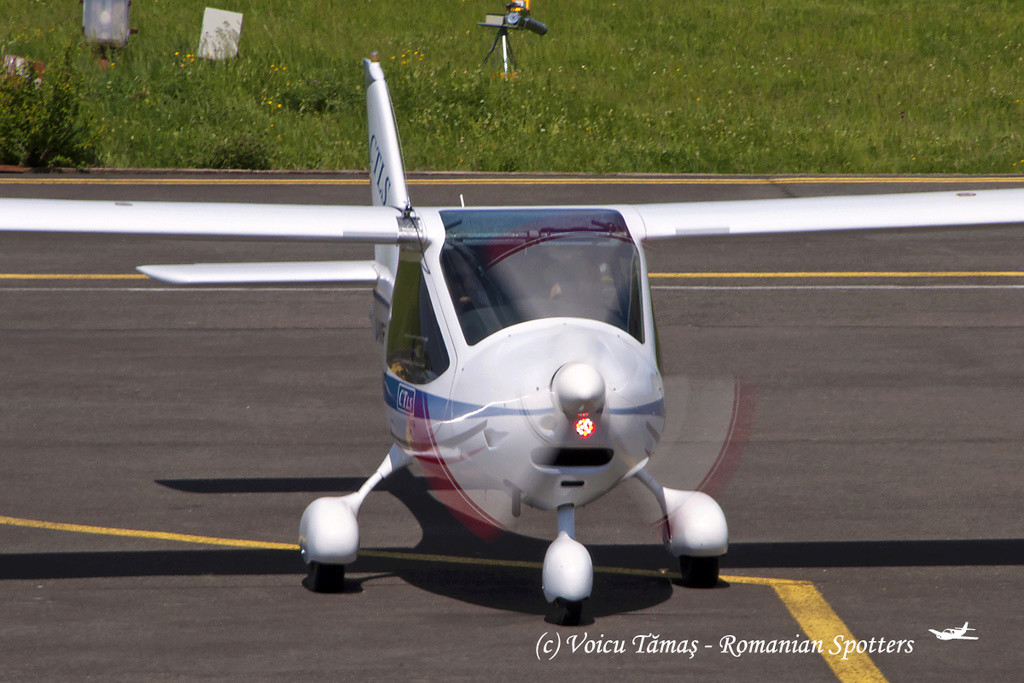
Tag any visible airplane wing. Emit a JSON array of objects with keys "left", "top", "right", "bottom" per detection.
[
  {"left": 137, "top": 261, "right": 380, "bottom": 285},
  {"left": 0, "top": 198, "right": 408, "bottom": 242},
  {"left": 630, "top": 188, "right": 1024, "bottom": 240}
]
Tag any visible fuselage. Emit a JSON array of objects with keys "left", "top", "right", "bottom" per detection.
[{"left": 378, "top": 207, "right": 666, "bottom": 533}]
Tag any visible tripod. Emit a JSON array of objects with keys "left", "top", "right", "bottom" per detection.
[{"left": 482, "top": 25, "right": 517, "bottom": 76}]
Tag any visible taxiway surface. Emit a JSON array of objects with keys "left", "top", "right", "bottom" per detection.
[{"left": 1, "top": 173, "right": 1022, "bottom": 680}]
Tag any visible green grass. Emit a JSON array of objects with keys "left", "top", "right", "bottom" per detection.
[{"left": 3, "top": 0, "right": 1024, "bottom": 172}]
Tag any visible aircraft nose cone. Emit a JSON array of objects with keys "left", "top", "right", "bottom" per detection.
[{"left": 551, "top": 362, "right": 606, "bottom": 416}]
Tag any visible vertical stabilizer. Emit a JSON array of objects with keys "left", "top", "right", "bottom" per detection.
[
  {"left": 364, "top": 56, "right": 411, "bottom": 213},
  {"left": 363, "top": 55, "right": 407, "bottom": 346}
]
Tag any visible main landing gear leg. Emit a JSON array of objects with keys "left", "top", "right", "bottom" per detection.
[
  {"left": 299, "top": 445, "right": 413, "bottom": 592},
  {"left": 542, "top": 504, "right": 592, "bottom": 626},
  {"left": 633, "top": 468, "right": 727, "bottom": 588}
]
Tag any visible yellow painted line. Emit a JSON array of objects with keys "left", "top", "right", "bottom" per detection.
[
  {"left": 0, "top": 514, "right": 819, "bottom": 587},
  {"left": 362, "top": 548, "right": 541, "bottom": 570},
  {"left": 320, "top": 549, "right": 806, "bottom": 588},
  {"left": 0, "top": 515, "right": 296, "bottom": 550},
  {"left": 6, "top": 270, "right": 1024, "bottom": 282},
  {"left": 773, "top": 581, "right": 888, "bottom": 682},
  {"left": 348, "top": 551, "right": 798, "bottom": 586},
  {"left": 0, "top": 273, "right": 148, "bottom": 280},
  {"left": 3, "top": 513, "right": 883, "bottom": 679},
  {"left": 651, "top": 271, "right": 1024, "bottom": 279},
  {"left": 1, "top": 175, "right": 1023, "bottom": 187},
  {"left": 589, "top": 562, "right": 885, "bottom": 681}
]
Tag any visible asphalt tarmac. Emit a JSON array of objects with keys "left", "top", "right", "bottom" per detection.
[{"left": 1, "top": 173, "right": 1023, "bottom": 680}]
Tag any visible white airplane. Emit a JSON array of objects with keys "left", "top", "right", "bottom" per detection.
[
  {"left": 929, "top": 622, "right": 978, "bottom": 640},
  {"left": 3, "top": 55, "right": 1024, "bottom": 625}
]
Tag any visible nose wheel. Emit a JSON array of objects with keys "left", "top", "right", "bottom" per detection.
[
  {"left": 542, "top": 504, "right": 592, "bottom": 626},
  {"left": 550, "top": 598, "right": 585, "bottom": 627}
]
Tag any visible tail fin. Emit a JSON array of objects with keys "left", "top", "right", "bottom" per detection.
[
  {"left": 363, "top": 55, "right": 409, "bottom": 345},
  {"left": 363, "top": 55, "right": 411, "bottom": 213}
]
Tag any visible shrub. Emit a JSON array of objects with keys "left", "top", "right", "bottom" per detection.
[{"left": 0, "top": 46, "right": 96, "bottom": 168}]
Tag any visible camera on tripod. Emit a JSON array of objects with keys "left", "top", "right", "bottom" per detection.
[
  {"left": 501, "top": 1, "right": 548, "bottom": 35},
  {"left": 479, "top": 1, "right": 548, "bottom": 75}
]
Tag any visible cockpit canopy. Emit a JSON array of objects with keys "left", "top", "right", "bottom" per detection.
[{"left": 439, "top": 209, "right": 645, "bottom": 346}]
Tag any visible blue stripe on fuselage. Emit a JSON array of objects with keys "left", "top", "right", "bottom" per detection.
[{"left": 382, "top": 373, "right": 665, "bottom": 420}]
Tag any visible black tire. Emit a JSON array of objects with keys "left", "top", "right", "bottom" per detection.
[
  {"left": 305, "top": 561, "right": 346, "bottom": 593},
  {"left": 679, "top": 555, "right": 719, "bottom": 588},
  {"left": 551, "top": 599, "right": 584, "bottom": 626}
]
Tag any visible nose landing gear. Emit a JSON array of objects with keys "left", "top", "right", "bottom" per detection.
[{"left": 542, "top": 504, "right": 592, "bottom": 626}]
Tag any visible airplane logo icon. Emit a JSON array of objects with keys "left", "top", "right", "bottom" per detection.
[
  {"left": 396, "top": 384, "right": 416, "bottom": 415},
  {"left": 929, "top": 622, "right": 978, "bottom": 641}
]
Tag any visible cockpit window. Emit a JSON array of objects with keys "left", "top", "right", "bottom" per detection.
[
  {"left": 439, "top": 209, "right": 644, "bottom": 346},
  {"left": 386, "top": 253, "right": 450, "bottom": 384}
]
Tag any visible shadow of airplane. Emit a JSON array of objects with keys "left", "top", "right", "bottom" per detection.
[{"left": 3, "top": 471, "right": 1021, "bottom": 620}]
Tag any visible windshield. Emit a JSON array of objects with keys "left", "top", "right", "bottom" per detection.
[{"left": 439, "top": 209, "right": 644, "bottom": 346}]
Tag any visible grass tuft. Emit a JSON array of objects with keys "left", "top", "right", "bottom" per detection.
[{"left": 201, "top": 134, "right": 273, "bottom": 170}]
